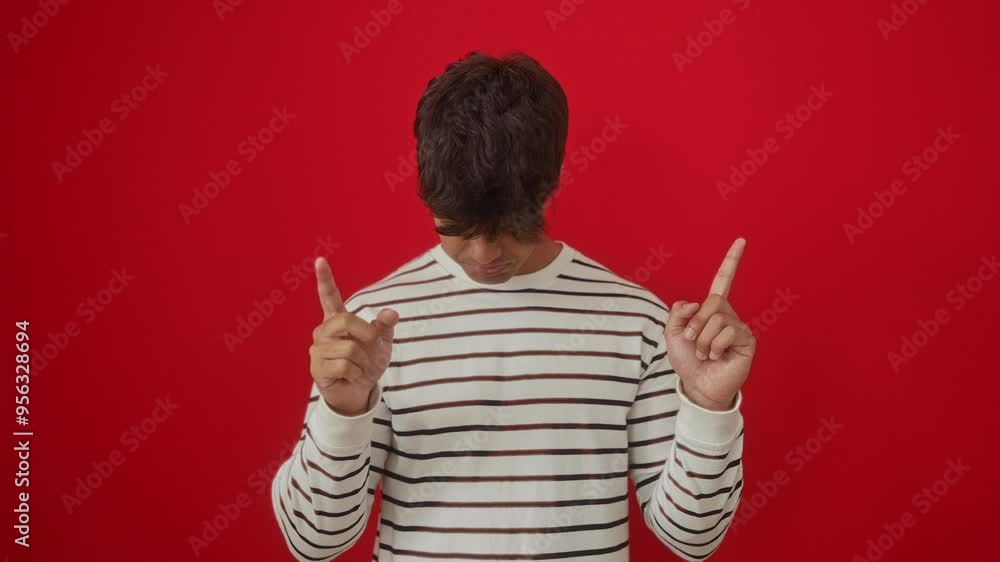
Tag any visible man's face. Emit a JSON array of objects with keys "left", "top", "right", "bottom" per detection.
[{"left": 433, "top": 217, "right": 539, "bottom": 284}]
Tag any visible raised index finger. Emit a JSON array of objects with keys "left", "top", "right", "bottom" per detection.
[
  {"left": 708, "top": 238, "right": 746, "bottom": 298},
  {"left": 315, "top": 257, "right": 346, "bottom": 319}
]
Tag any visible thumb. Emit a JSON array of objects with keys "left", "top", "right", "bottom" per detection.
[
  {"left": 666, "top": 301, "right": 700, "bottom": 338},
  {"left": 373, "top": 308, "right": 399, "bottom": 344},
  {"left": 371, "top": 308, "right": 399, "bottom": 374}
]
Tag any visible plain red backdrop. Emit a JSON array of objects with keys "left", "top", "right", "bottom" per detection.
[{"left": 6, "top": 0, "right": 1000, "bottom": 560}]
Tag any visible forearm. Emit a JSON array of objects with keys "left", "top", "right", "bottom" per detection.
[
  {"left": 642, "top": 380, "right": 744, "bottom": 560},
  {"left": 271, "top": 387, "right": 382, "bottom": 561}
]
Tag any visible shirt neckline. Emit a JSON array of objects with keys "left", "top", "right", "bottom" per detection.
[{"left": 430, "top": 240, "right": 576, "bottom": 290}]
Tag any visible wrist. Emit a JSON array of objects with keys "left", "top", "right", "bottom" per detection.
[
  {"left": 309, "top": 383, "right": 383, "bottom": 451},
  {"left": 693, "top": 394, "right": 737, "bottom": 412},
  {"left": 326, "top": 400, "right": 366, "bottom": 417},
  {"left": 675, "top": 379, "right": 743, "bottom": 448},
  {"left": 323, "top": 386, "right": 376, "bottom": 417},
  {"left": 679, "top": 382, "right": 737, "bottom": 412}
]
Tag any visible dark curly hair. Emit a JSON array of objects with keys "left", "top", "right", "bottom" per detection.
[{"left": 413, "top": 51, "right": 569, "bottom": 243}]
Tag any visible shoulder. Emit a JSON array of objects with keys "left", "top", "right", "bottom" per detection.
[
  {"left": 342, "top": 245, "right": 444, "bottom": 318},
  {"left": 561, "top": 244, "right": 671, "bottom": 324}
]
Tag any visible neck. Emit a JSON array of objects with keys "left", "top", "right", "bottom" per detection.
[{"left": 515, "top": 235, "right": 563, "bottom": 275}]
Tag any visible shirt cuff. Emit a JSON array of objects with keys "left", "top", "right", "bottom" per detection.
[
  {"left": 675, "top": 378, "right": 743, "bottom": 449},
  {"left": 306, "top": 383, "right": 383, "bottom": 451}
]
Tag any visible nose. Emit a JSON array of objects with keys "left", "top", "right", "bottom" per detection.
[{"left": 466, "top": 236, "right": 502, "bottom": 265}]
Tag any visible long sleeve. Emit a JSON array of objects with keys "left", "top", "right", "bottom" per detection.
[
  {"left": 628, "top": 320, "right": 745, "bottom": 560},
  {"left": 271, "top": 376, "right": 392, "bottom": 561}
]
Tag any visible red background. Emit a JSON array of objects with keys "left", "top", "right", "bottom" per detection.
[{"left": 6, "top": 0, "right": 999, "bottom": 560}]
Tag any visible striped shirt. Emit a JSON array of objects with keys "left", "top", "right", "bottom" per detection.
[{"left": 271, "top": 240, "right": 745, "bottom": 561}]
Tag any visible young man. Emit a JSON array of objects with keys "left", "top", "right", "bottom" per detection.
[{"left": 271, "top": 51, "right": 755, "bottom": 561}]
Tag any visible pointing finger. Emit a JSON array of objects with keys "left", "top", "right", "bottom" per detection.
[
  {"left": 709, "top": 238, "right": 746, "bottom": 298},
  {"left": 315, "top": 257, "right": 346, "bottom": 319}
]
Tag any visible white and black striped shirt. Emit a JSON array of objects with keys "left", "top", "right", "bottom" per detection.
[{"left": 272, "top": 240, "right": 745, "bottom": 561}]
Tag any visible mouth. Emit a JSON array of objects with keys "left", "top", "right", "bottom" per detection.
[{"left": 470, "top": 262, "right": 507, "bottom": 276}]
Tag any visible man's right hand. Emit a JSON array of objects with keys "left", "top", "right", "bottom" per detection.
[{"left": 310, "top": 256, "right": 399, "bottom": 417}]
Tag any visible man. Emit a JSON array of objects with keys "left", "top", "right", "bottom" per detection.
[{"left": 271, "top": 51, "right": 755, "bottom": 561}]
